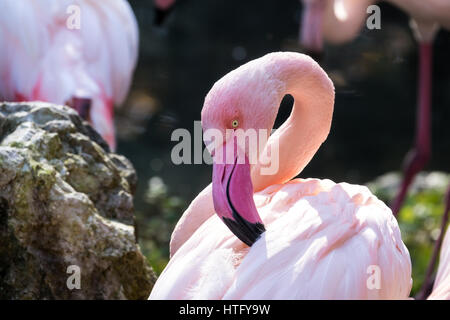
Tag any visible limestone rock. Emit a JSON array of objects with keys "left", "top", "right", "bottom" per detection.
[{"left": 0, "top": 102, "right": 156, "bottom": 299}]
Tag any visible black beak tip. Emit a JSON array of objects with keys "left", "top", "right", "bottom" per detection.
[{"left": 222, "top": 216, "right": 265, "bottom": 247}]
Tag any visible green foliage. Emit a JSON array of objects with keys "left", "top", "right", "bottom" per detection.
[
  {"left": 368, "top": 172, "right": 449, "bottom": 296},
  {"left": 136, "top": 177, "right": 186, "bottom": 275}
]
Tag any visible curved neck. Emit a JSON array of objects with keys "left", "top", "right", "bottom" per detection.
[{"left": 251, "top": 53, "right": 335, "bottom": 192}]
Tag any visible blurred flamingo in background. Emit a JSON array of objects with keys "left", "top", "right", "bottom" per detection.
[
  {"left": 0, "top": 0, "right": 139, "bottom": 151},
  {"left": 149, "top": 52, "right": 412, "bottom": 299},
  {"left": 299, "top": 0, "right": 374, "bottom": 56},
  {"left": 300, "top": 0, "right": 450, "bottom": 215}
]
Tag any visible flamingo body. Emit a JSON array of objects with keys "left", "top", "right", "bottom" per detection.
[
  {"left": 428, "top": 226, "right": 450, "bottom": 299},
  {"left": 0, "top": 0, "right": 139, "bottom": 150},
  {"left": 152, "top": 178, "right": 412, "bottom": 299}
]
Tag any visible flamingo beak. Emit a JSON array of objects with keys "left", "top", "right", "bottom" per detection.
[
  {"left": 300, "top": 0, "right": 325, "bottom": 60},
  {"left": 212, "top": 138, "right": 265, "bottom": 247}
]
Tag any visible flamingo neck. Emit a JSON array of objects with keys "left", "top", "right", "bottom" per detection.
[{"left": 251, "top": 54, "right": 335, "bottom": 192}]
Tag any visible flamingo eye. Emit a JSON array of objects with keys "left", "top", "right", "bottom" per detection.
[{"left": 231, "top": 119, "right": 239, "bottom": 128}]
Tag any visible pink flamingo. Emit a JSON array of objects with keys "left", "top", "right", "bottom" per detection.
[
  {"left": 149, "top": 52, "right": 412, "bottom": 299},
  {"left": 0, "top": 0, "right": 139, "bottom": 150},
  {"left": 300, "top": 0, "right": 450, "bottom": 215}
]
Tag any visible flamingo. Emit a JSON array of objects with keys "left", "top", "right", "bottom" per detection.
[
  {"left": 149, "top": 52, "right": 412, "bottom": 299},
  {"left": 300, "top": 0, "right": 450, "bottom": 216},
  {"left": 0, "top": 0, "right": 139, "bottom": 150}
]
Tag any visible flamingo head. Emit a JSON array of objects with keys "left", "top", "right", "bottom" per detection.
[
  {"left": 201, "top": 61, "right": 282, "bottom": 246},
  {"left": 300, "top": 0, "right": 327, "bottom": 58}
]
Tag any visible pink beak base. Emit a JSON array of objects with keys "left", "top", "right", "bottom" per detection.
[{"left": 212, "top": 142, "right": 265, "bottom": 247}]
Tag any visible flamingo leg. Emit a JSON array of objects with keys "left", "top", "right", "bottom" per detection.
[
  {"left": 416, "top": 186, "right": 450, "bottom": 300},
  {"left": 299, "top": 0, "right": 325, "bottom": 62},
  {"left": 391, "top": 43, "right": 433, "bottom": 216}
]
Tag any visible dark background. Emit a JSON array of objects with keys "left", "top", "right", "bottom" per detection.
[{"left": 119, "top": 0, "right": 450, "bottom": 212}]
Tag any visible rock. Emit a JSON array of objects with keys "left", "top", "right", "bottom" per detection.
[{"left": 0, "top": 102, "right": 156, "bottom": 299}]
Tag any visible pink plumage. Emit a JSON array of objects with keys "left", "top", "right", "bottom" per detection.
[
  {"left": 0, "top": 0, "right": 139, "bottom": 150},
  {"left": 149, "top": 52, "right": 412, "bottom": 299},
  {"left": 428, "top": 226, "right": 450, "bottom": 299}
]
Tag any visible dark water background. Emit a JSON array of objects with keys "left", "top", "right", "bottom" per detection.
[{"left": 118, "top": 1, "right": 450, "bottom": 220}]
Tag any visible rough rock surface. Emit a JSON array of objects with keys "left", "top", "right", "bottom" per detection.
[{"left": 0, "top": 102, "right": 156, "bottom": 299}]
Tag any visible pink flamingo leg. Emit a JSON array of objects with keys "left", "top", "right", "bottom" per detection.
[
  {"left": 416, "top": 186, "right": 450, "bottom": 299},
  {"left": 391, "top": 43, "right": 433, "bottom": 216}
]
